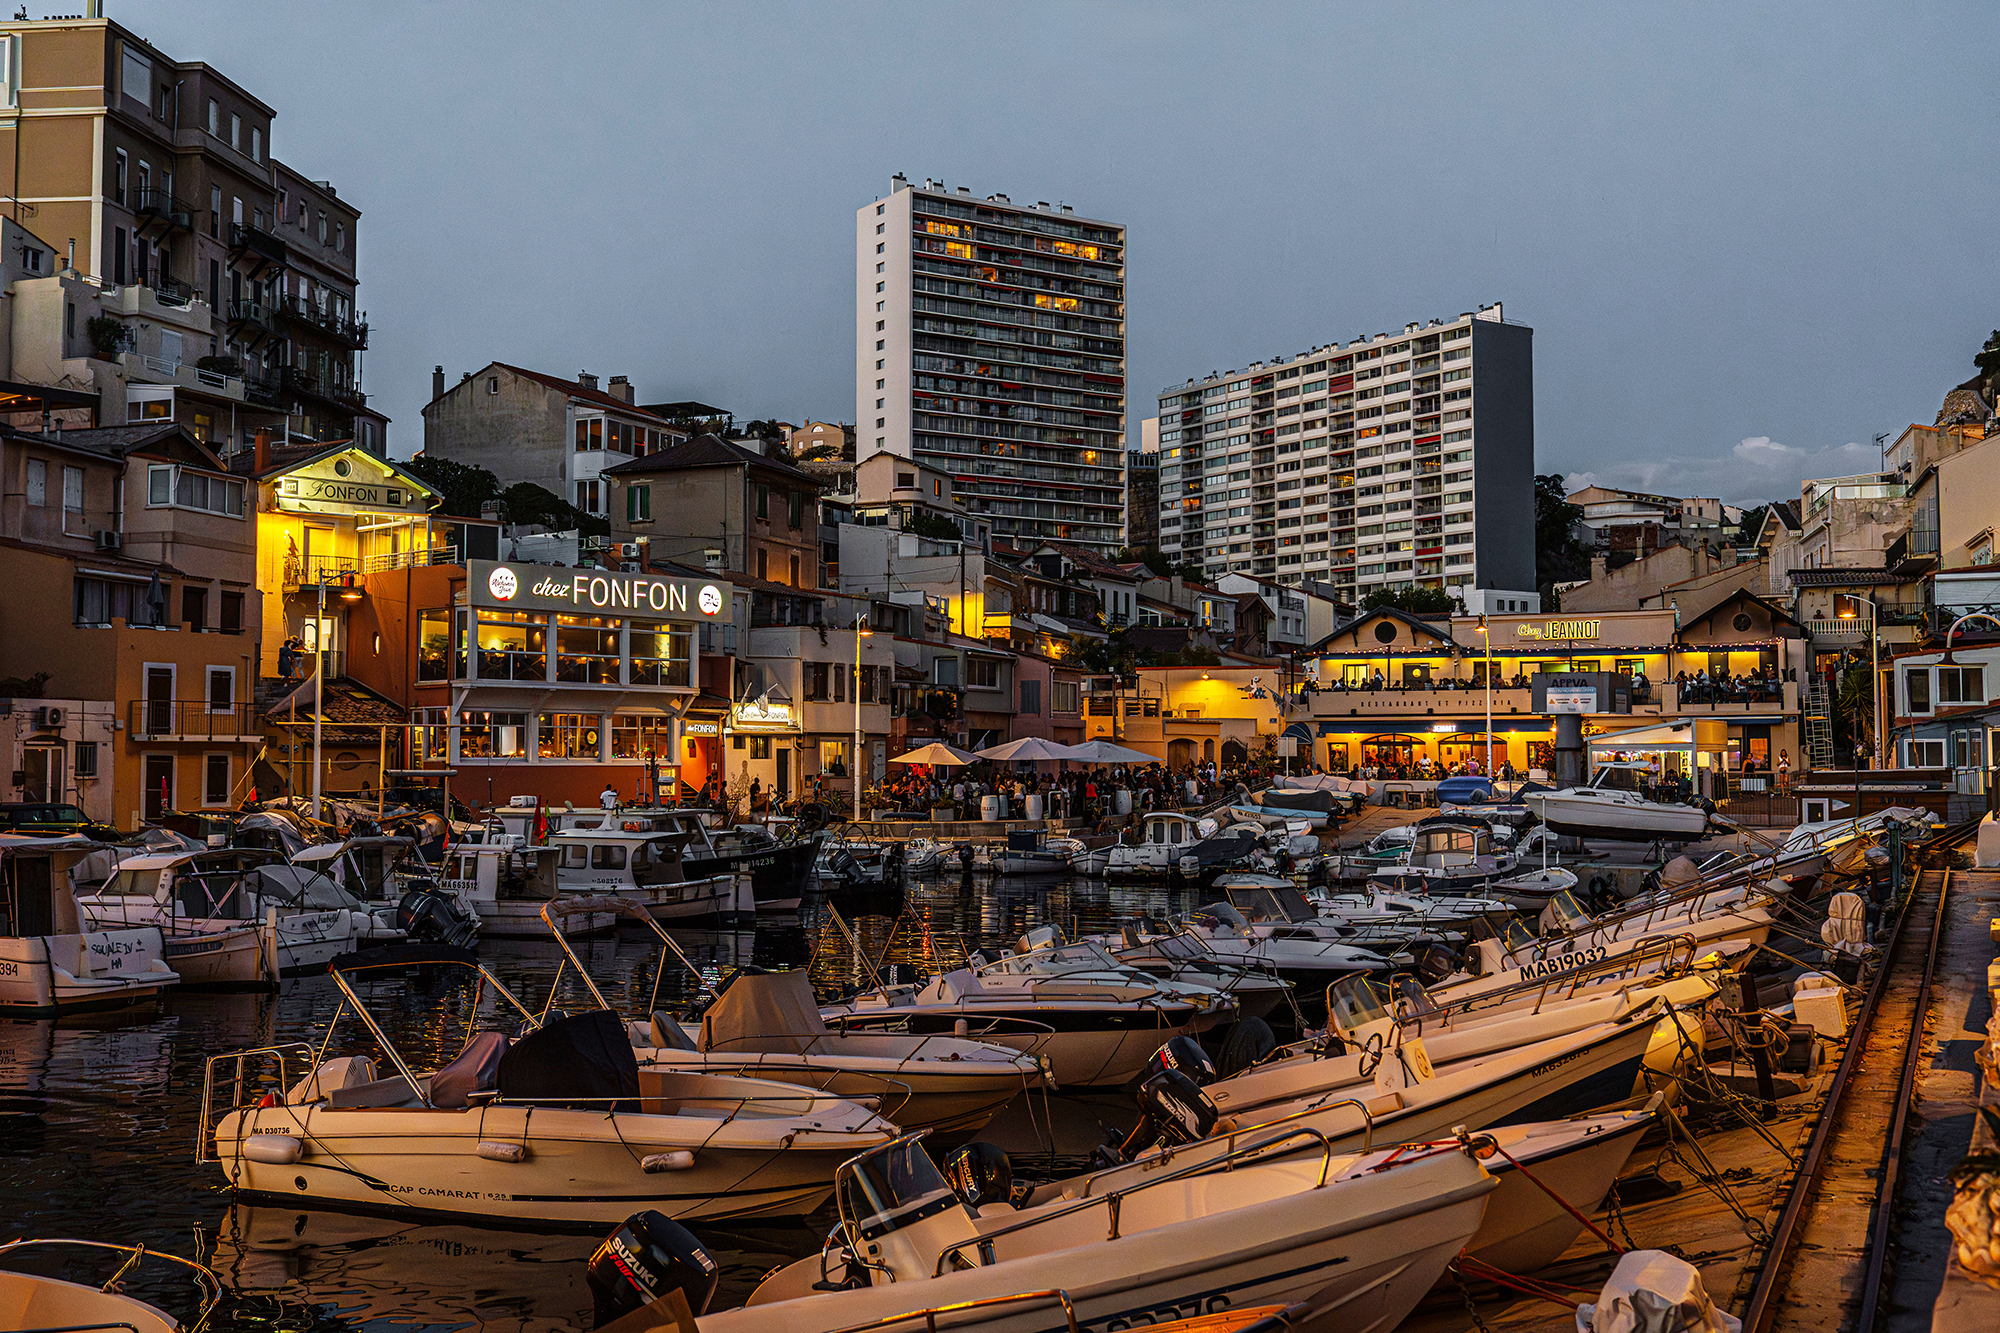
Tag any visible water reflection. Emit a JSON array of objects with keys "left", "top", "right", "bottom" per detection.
[{"left": 0, "top": 870, "right": 1208, "bottom": 1331}]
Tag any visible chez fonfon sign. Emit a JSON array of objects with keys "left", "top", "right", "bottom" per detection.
[{"left": 467, "top": 560, "right": 731, "bottom": 621}]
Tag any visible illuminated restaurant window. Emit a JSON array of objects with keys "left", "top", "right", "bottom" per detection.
[
  {"left": 458, "top": 711, "right": 526, "bottom": 758},
  {"left": 538, "top": 713, "right": 601, "bottom": 759},
  {"left": 417, "top": 609, "right": 453, "bottom": 680},
  {"left": 627, "top": 620, "right": 691, "bottom": 687},
  {"left": 477, "top": 610, "right": 546, "bottom": 681},
  {"left": 556, "top": 614, "right": 620, "bottom": 684},
  {"left": 611, "top": 714, "right": 672, "bottom": 759}
]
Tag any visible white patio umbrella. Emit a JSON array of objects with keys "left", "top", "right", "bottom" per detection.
[
  {"left": 1063, "top": 738, "right": 1157, "bottom": 765},
  {"left": 974, "top": 737, "right": 1083, "bottom": 763},
  {"left": 890, "top": 742, "right": 978, "bottom": 767}
]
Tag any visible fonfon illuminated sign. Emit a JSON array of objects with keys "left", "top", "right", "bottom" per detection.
[
  {"left": 1515, "top": 619, "right": 1601, "bottom": 641},
  {"left": 468, "top": 560, "right": 730, "bottom": 621}
]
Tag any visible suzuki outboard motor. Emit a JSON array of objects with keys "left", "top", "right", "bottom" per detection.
[
  {"left": 588, "top": 1210, "right": 720, "bottom": 1329},
  {"left": 1137, "top": 1069, "right": 1219, "bottom": 1147},
  {"left": 1143, "top": 1035, "right": 1217, "bottom": 1087},
  {"left": 942, "top": 1141, "right": 1014, "bottom": 1210}
]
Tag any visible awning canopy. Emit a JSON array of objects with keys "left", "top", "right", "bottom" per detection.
[{"left": 1586, "top": 722, "right": 1694, "bottom": 750}]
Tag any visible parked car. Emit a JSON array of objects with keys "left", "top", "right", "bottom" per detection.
[{"left": 0, "top": 801, "right": 121, "bottom": 840}]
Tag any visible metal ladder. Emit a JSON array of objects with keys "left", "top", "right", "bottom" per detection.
[{"left": 1804, "top": 672, "right": 1834, "bottom": 769}]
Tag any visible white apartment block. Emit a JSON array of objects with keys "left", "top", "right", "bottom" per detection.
[
  {"left": 1156, "top": 304, "right": 1535, "bottom": 599},
  {"left": 857, "top": 175, "right": 1126, "bottom": 553}
]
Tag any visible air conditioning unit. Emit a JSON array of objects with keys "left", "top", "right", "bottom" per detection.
[
  {"left": 618, "top": 542, "right": 641, "bottom": 558},
  {"left": 33, "top": 706, "right": 65, "bottom": 730},
  {"left": 93, "top": 530, "right": 122, "bottom": 552}
]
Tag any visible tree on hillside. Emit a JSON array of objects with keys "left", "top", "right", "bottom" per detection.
[
  {"left": 400, "top": 455, "right": 501, "bottom": 519},
  {"left": 1535, "top": 474, "right": 1592, "bottom": 607},
  {"left": 1975, "top": 330, "right": 2000, "bottom": 400},
  {"left": 1361, "top": 585, "right": 1455, "bottom": 615},
  {"left": 498, "top": 482, "right": 608, "bottom": 537},
  {"left": 1128, "top": 546, "right": 1204, "bottom": 582}
]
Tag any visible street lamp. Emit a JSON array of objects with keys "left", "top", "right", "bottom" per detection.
[
  {"left": 853, "top": 613, "right": 871, "bottom": 819},
  {"left": 1834, "top": 595, "right": 1883, "bottom": 769},
  {"left": 310, "top": 576, "right": 365, "bottom": 822}
]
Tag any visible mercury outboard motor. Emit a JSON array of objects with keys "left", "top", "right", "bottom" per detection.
[
  {"left": 587, "top": 1210, "right": 720, "bottom": 1329},
  {"left": 942, "top": 1141, "right": 1015, "bottom": 1210},
  {"left": 1136, "top": 1069, "right": 1219, "bottom": 1147},
  {"left": 1143, "top": 1035, "right": 1217, "bottom": 1087}
]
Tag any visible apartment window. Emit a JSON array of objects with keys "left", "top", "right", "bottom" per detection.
[
  {"left": 575, "top": 480, "right": 600, "bottom": 513},
  {"left": 73, "top": 741, "right": 98, "bottom": 778},
  {"left": 113, "top": 149, "right": 127, "bottom": 205},
  {"left": 181, "top": 585, "right": 207, "bottom": 631},
  {"left": 756, "top": 548, "right": 768, "bottom": 580},
  {"left": 1020, "top": 680, "right": 1041, "bottom": 715},
  {"left": 250, "top": 128, "right": 261, "bottom": 161},
  {"left": 876, "top": 222, "right": 884, "bottom": 234},
  {"left": 318, "top": 212, "right": 327, "bottom": 243},
  {"left": 204, "top": 665, "right": 233, "bottom": 711},
  {"left": 756, "top": 483, "right": 769, "bottom": 519},
  {"left": 25, "top": 458, "right": 45, "bottom": 505},
  {"left": 787, "top": 488, "right": 804, "bottom": 528},
  {"left": 205, "top": 97, "right": 218, "bottom": 133},
  {"left": 232, "top": 196, "right": 242, "bottom": 227},
  {"left": 789, "top": 552, "right": 801, "bottom": 585},
  {"left": 1908, "top": 738, "right": 1946, "bottom": 768},
  {"left": 203, "top": 754, "right": 231, "bottom": 806},
  {"left": 575, "top": 418, "right": 602, "bottom": 450},
  {"left": 230, "top": 112, "right": 240, "bottom": 148},
  {"left": 624, "top": 483, "right": 653, "bottom": 522},
  {"left": 1939, "top": 666, "right": 1985, "bottom": 705},
  {"left": 62, "top": 465, "right": 82, "bottom": 514},
  {"left": 220, "top": 591, "right": 243, "bottom": 635},
  {"left": 1905, "top": 667, "right": 1931, "bottom": 715},
  {"left": 1053, "top": 681, "right": 1079, "bottom": 713},
  {"left": 967, "top": 657, "right": 999, "bottom": 689},
  {"left": 335, "top": 222, "right": 345, "bottom": 252},
  {"left": 64, "top": 303, "right": 74, "bottom": 343}
]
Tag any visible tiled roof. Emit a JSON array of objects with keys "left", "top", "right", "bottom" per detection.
[
  {"left": 605, "top": 433, "right": 819, "bottom": 485},
  {"left": 492, "top": 364, "right": 685, "bottom": 423},
  {"left": 1785, "top": 567, "right": 1921, "bottom": 587},
  {"left": 263, "top": 677, "right": 404, "bottom": 728}
]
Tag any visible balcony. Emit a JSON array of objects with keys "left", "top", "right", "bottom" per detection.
[
  {"left": 228, "top": 300, "right": 277, "bottom": 336},
  {"left": 135, "top": 188, "right": 195, "bottom": 234},
  {"left": 363, "top": 545, "right": 457, "bottom": 574},
  {"left": 287, "top": 553, "right": 360, "bottom": 589},
  {"left": 278, "top": 292, "right": 369, "bottom": 350},
  {"left": 129, "top": 700, "right": 261, "bottom": 743},
  {"left": 281, "top": 366, "right": 368, "bottom": 413},
  {"left": 230, "top": 223, "right": 289, "bottom": 273},
  {"left": 1665, "top": 681, "right": 1796, "bottom": 715},
  {"left": 1306, "top": 684, "right": 1536, "bottom": 720}
]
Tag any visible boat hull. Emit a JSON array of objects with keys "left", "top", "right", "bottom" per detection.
[
  {"left": 162, "top": 925, "right": 273, "bottom": 989},
  {"left": 829, "top": 1003, "right": 1225, "bottom": 1089},
  {"left": 0, "top": 931, "right": 178, "bottom": 1016},
  {"left": 1538, "top": 795, "right": 1707, "bottom": 842},
  {"left": 213, "top": 1101, "right": 888, "bottom": 1227}
]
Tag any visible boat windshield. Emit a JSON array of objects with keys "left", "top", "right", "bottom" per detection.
[
  {"left": 1503, "top": 919, "right": 1539, "bottom": 955},
  {"left": 1590, "top": 766, "right": 1645, "bottom": 794},
  {"left": 1191, "top": 902, "right": 1249, "bottom": 930},
  {"left": 1391, "top": 975, "right": 1441, "bottom": 1018},
  {"left": 1328, "top": 975, "right": 1388, "bottom": 1033},
  {"left": 839, "top": 1137, "right": 963, "bottom": 1241},
  {"left": 1546, "top": 890, "right": 1593, "bottom": 933}
]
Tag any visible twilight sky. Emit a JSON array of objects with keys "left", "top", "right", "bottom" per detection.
[{"left": 119, "top": 0, "right": 2000, "bottom": 506}]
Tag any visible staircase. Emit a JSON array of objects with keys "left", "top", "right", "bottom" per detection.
[{"left": 1803, "top": 673, "right": 1835, "bottom": 769}]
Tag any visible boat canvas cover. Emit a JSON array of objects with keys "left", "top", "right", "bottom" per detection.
[
  {"left": 496, "top": 1010, "right": 642, "bottom": 1110},
  {"left": 1186, "top": 830, "right": 1260, "bottom": 866},
  {"left": 253, "top": 865, "right": 364, "bottom": 911},
  {"left": 700, "top": 970, "right": 828, "bottom": 1054},
  {"left": 1260, "top": 789, "right": 1332, "bottom": 814}
]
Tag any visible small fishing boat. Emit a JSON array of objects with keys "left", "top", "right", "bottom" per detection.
[
  {"left": 532, "top": 805, "right": 822, "bottom": 912},
  {"left": 1174, "top": 901, "right": 1393, "bottom": 993},
  {"left": 550, "top": 828, "right": 748, "bottom": 921},
  {"left": 0, "top": 1238, "right": 220, "bottom": 1333},
  {"left": 1365, "top": 819, "right": 1518, "bottom": 894},
  {"left": 203, "top": 958, "right": 895, "bottom": 1227},
  {"left": 419, "top": 842, "right": 618, "bottom": 939},
  {"left": 1526, "top": 761, "right": 1710, "bottom": 843},
  {"left": 995, "top": 829, "right": 1071, "bottom": 876},
  {"left": 1, "top": 835, "right": 180, "bottom": 1015}
]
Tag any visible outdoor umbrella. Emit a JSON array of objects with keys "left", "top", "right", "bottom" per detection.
[
  {"left": 974, "top": 737, "right": 1082, "bottom": 762},
  {"left": 1063, "top": 739, "right": 1156, "bottom": 765},
  {"left": 890, "top": 742, "right": 978, "bottom": 766}
]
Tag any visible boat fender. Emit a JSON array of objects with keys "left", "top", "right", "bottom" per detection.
[
  {"left": 953, "top": 1018, "right": 969, "bottom": 1037},
  {"left": 244, "top": 1133, "right": 303, "bottom": 1164},
  {"left": 477, "top": 1141, "right": 528, "bottom": 1163},
  {"left": 642, "top": 1150, "right": 697, "bottom": 1173}
]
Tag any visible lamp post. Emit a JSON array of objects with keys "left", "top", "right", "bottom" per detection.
[
  {"left": 1835, "top": 595, "right": 1882, "bottom": 770},
  {"left": 312, "top": 576, "right": 363, "bottom": 822},
  {"left": 853, "top": 613, "right": 870, "bottom": 819},
  {"left": 1477, "top": 616, "right": 1492, "bottom": 780}
]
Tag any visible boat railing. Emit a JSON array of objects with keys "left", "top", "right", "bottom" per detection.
[
  {"left": 816, "top": 1288, "right": 1082, "bottom": 1333},
  {"left": 1432, "top": 933, "right": 1704, "bottom": 1019},
  {"left": 0, "top": 1237, "right": 223, "bottom": 1331},
  {"left": 196, "top": 1042, "right": 317, "bottom": 1162},
  {"left": 934, "top": 1125, "right": 1345, "bottom": 1274}
]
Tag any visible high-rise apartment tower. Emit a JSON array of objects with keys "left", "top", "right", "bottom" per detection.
[
  {"left": 1156, "top": 304, "right": 1533, "bottom": 598},
  {"left": 858, "top": 175, "right": 1126, "bottom": 552}
]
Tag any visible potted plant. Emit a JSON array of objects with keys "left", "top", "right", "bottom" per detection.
[
  {"left": 1946, "top": 1105, "right": 2000, "bottom": 1285},
  {"left": 85, "top": 315, "right": 128, "bottom": 360}
]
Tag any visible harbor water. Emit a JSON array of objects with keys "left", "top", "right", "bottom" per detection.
[{"left": 0, "top": 869, "right": 1214, "bottom": 1331}]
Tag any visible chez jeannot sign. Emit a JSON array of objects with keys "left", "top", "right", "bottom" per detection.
[{"left": 468, "top": 560, "right": 731, "bottom": 621}]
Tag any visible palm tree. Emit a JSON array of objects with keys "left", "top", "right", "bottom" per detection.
[{"left": 1833, "top": 662, "right": 1873, "bottom": 759}]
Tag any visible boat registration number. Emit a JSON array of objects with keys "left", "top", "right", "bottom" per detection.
[
  {"left": 0, "top": 960, "right": 17, "bottom": 976},
  {"left": 1097, "top": 1294, "right": 1237, "bottom": 1331},
  {"left": 1517, "top": 945, "right": 1608, "bottom": 981}
]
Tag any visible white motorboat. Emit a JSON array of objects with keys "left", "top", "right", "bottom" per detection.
[
  {"left": 823, "top": 953, "right": 1234, "bottom": 1089},
  {"left": 550, "top": 828, "right": 749, "bottom": 920},
  {"left": 1094, "top": 927, "right": 1296, "bottom": 1024},
  {"left": 0, "top": 836, "right": 180, "bottom": 1016},
  {"left": 1484, "top": 865, "right": 1580, "bottom": 912},
  {"left": 995, "top": 829, "right": 1073, "bottom": 876},
  {"left": 534, "top": 899, "right": 1046, "bottom": 1143},
  {"left": 719, "top": 1131, "right": 1496, "bottom": 1333},
  {"left": 1365, "top": 819, "right": 1519, "bottom": 894},
  {"left": 1527, "top": 761, "right": 1710, "bottom": 843},
  {"left": 204, "top": 959, "right": 896, "bottom": 1226},
  {"left": 419, "top": 842, "right": 619, "bottom": 938},
  {"left": 76, "top": 850, "right": 283, "bottom": 987},
  {"left": 1175, "top": 900, "right": 1392, "bottom": 994},
  {"left": 1103, "top": 812, "right": 1210, "bottom": 878},
  {"left": 633, "top": 970, "right": 1044, "bottom": 1142},
  {"left": 1450, "top": 1106, "right": 1660, "bottom": 1276},
  {"left": 0, "top": 1238, "right": 219, "bottom": 1333}
]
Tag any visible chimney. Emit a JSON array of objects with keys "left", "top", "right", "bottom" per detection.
[
  {"left": 254, "top": 428, "right": 272, "bottom": 474},
  {"left": 432, "top": 365, "right": 444, "bottom": 400},
  {"left": 608, "top": 374, "right": 634, "bottom": 404},
  {"left": 578, "top": 370, "right": 599, "bottom": 391}
]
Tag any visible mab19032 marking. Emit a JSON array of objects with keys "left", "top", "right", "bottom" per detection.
[{"left": 1517, "top": 944, "right": 1608, "bottom": 982}]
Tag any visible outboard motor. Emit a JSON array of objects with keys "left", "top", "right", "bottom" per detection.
[
  {"left": 942, "top": 1141, "right": 1015, "bottom": 1210},
  {"left": 956, "top": 842, "right": 977, "bottom": 872},
  {"left": 1136, "top": 1069, "right": 1219, "bottom": 1147},
  {"left": 587, "top": 1210, "right": 720, "bottom": 1329},
  {"left": 825, "top": 847, "right": 862, "bottom": 883},
  {"left": 395, "top": 883, "right": 480, "bottom": 950},
  {"left": 879, "top": 962, "right": 922, "bottom": 987},
  {"left": 1144, "top": 1035, "right": 1217, "bottom": 1087}
]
